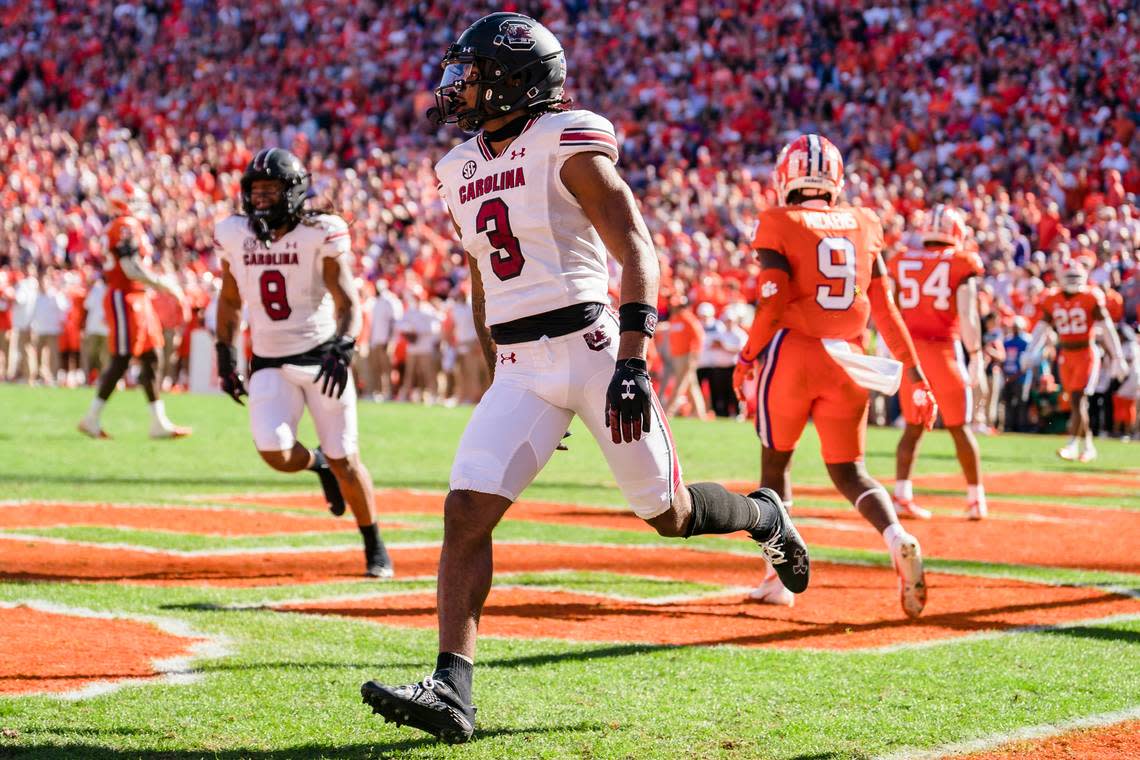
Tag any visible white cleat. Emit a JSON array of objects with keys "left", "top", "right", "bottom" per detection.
[
  {"left": 150, "top": 423, "right": 193, "bottom": 439},
  {"left": 1057, "top": 443, "right": 1079, "bottom": 461},
  {"left": 966, "top": 500, "right": 987, "bottom": 521},
  {"left": 747, "top": 575, "right": 795, "bottom": 607},
  {"left": 890, "top": 535, "right": 927, "bottom": 619},
  {"left": 1078, "top": 443, "right": 1097, "bottom": 463},
  {"left": 893, "top": 498, "right": 932, "bottom": 520},
  {"left": 77, "top": 418, "right": 110, "bottom": 439}
]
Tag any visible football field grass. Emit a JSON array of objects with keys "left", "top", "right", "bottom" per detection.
[{"left": 0, "top": 384, "right": 1138, "bottom": 759}]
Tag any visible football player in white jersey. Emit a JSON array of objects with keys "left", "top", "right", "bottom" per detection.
[
  {"left": 360, "top": 12, "right": 810, "bottom": 743},
  {"left": 213, "top": 148, "right": 392, "bottom": 578}
]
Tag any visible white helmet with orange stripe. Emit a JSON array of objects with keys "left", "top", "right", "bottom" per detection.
[
  {"left": 107, "top": 182, "right": 148, "bottom": 217},
  {"left": 1058, "top": 259, "right": 1088, "bottom": 294},
  {"left": 920, "top": 204, "right": 969, "bottom": 247},
  {"left": 773, "top": 134, "right": 845, "bottom": 206}
]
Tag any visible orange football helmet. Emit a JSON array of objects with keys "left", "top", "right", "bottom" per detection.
[{"left": 773, "top": 134, "right": 844, "bottom": 206}]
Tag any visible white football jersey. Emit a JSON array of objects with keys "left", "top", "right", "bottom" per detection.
[
  {"left": 435, "top": 109, "right": 618, "bottom": 326},
  {"left": 214, "top": 214, "right": 348, "bottom": 357}
]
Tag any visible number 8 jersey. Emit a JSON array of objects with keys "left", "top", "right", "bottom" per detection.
[
  {"left": 434, "top": 109, "right": 618, "bottom": 326},
  {"left": 750, "top": 204, "right": 885, "bottom": 341},
  {"left": 214, "top": 214, "right": 348, "bottom": 357}
]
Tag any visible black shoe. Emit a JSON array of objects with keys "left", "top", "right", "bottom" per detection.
[
  {"left": 748, "top": 488, "right": 810, "bottom": 594},
  {"left": 312, "top": 447, "right": 346, "bottom": 517},
  {"left": 361, "top": 677, "right": 476, "bottom": 744},
  {"left": 366, "top": 543, "right": 394, "bottom": 578}
]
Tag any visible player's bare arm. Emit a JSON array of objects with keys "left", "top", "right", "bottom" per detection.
[
  {"left": 466, "top": 254, "right": 496, "bottom": 382},
  {"left": 322, "top": 254, "right": 363, "bottom": 338},
  {"left": 1094, "top": 302, "right": 1127, "bottom": 378},
  {"left": 312, "top": 253, "right": 360, "bottom": 399},
  {"left": 869, "top": 253, "right": 927, "bottom": 384},
  {"left": 215, "top": 261, "right": 244, "bottom": 347},
  {"left": 561, "top": 150, "right": 657, "bottom": 442},
  {"left": 214, "top": 260, "right": 248, "bottom": 405},
  {"left": 560, "top": 151, "right": 658, "bottom": 362},
  {"left": 119, "top": 254, "right": 183, "bottom": 301}
]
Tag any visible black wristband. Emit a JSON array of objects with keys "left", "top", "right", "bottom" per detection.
[
  {"left": 618, "top": 302, "right": 658, "bottom": 337},
  {"left": 215, "top": 341, "right": 238, "bottom": 370},
  {"left": 616, "top": 357, "right": 649, "bottom": 373}
]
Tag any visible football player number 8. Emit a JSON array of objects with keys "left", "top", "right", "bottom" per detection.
[
  {"left": 816, "top": 237, "right": 856, "bottom": 310},
  {"left": 259, "top": 270, "right": 292, "bottom": 321},
  {"left": 476, "top": 198, "right": 525, "bottom": 280}
]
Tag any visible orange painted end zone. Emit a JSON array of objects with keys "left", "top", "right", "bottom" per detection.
[
  {"left": 0, "top": 607, "right": 202, "bottom": 695},
  {"left": 949, "top": 719, "right": 1140, "bottom": 759}
]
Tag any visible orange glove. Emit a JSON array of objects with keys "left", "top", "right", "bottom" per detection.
[
  {"left": 910, "top": 381, "right": 939, "bottom": 431},
  {"left": 733, "top": 356, "right": 756, "bottom": 403}
]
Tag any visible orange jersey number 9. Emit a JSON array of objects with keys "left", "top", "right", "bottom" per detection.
[{"left": 816, "top": 237, "right": 856, "bottom": 310}]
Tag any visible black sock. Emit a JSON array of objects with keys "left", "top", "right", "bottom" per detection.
[
  {"left": 359, "top": 523, "right": 380, "bottom": 554},
  {"left": 306, "top": 447, "right": 327, "bottom": 472},
  {"left": 435, "top": 652, "right": 474, "bottom": 705},
  {"left": 684, "top": 482, "right": 778, "bottom": 538}
]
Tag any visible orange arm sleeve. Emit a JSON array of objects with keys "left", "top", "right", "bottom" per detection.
[
  {"left": 740, "top": 269, "right": 790, "bottom": 362},
  {"left": 867, "top": 274, "right": 920, "bottom": 369}
]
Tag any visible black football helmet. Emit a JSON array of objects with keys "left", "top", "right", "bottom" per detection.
[
  {"left": 240, "top": 148, "right": 310, "bottom": 241},
  {"left": 430, "top": 12, "right": 566, "bottom": 133}
]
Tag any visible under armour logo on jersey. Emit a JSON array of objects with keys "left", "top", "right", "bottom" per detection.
[
  {"left": 499, "top": 352, "right": 517, "bottom": 364},
  {"left": 510, "top": 148, "right": 526, "bottom": 160},
  {"left": 620, "top": 379, "right": 636, "bottom": 400}
]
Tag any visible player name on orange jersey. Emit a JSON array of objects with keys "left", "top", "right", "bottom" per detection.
[
  {"left": 459, "top": 167, "right": 526, "bottom": 205},
  {"left": 243, "top": 252, "right": 300, "bottom": 266},
  {"left": 800, "top": 210, "right": 858, "bottom": 230}
]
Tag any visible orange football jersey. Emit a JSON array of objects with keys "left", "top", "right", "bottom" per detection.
[
  {"left": 104, "top": 215, "right": 153, "bottom": 294},
  {"left": 888, "top": 245, "right": 983, "bottom": 341},
  {"left": 750, "top": 205, "right": 882, "bottom": 341},
  {"left": 1038, "top": 287, "right": 1105, "bottom": 344}
]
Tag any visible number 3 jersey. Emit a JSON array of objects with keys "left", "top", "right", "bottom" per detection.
[
  {"left": 434, "top": 109, "right": 618, "bottom": 327},
  {"left": 214, "top": 214, "right": 348, "bottom": 357},
  {"left": 750, "top": 204, "right": 884, "bottom": 341},
  {"left": 888, "top": 244, "right": 984, "bottom": 341}
]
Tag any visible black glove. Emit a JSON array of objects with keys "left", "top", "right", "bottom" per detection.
[
  {"left": 215, "top": 341, "right": 247, "bottom": 405},
  {"left": 314, "top": 335, "right": 356, "bottom": 399},
  {"left": 605, "top": 358, "right": 654, "bottom": 443}
]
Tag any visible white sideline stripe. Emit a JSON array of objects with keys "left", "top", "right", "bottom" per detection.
[
  {"left": 0, "top": 533, "right": 432, "bottom": 557},
  {"left": 0, "top": 600, "right": 232, "bottom": 701},
  {"left": 875, "top": 704, "right": 1140, "bottom": 760}
]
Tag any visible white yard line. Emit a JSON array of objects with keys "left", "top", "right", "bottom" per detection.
[{"left": 876, "top": 704, "right": 1140, "bottom": 760}]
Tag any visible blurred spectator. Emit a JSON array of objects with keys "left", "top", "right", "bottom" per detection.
[
  {"left": 999, "top": 317, "right": 1032, "bottom": 432},
  {"left": 29, "top": 268, "right": 69, "bottom": 385},
  {"left": 82, "top": 274, "right": 110, "bottom": 382},
  {"left": 366, "top": 279, "right": 403, "bottom": 400},
  {"left": 695, "top": 302, "right": 745, "bottom": 418},
  {"left": 398, "top": 288, "right": 442, "bottom": 404},
  {"left": 663, "top": 297, "right": 706, "bottom": 418}
]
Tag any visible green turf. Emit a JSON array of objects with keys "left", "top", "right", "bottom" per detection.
[{"left": 1, "top": 384, "right": 1138, "bottom": 759}]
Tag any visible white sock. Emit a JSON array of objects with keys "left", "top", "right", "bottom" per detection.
[
  {"left": 86, "top": 397, "right": 105, "bottom": 422},
  {"left": 894, "top": 480, "right": 913, "bottom": 501},
  {"left": 882, "top": 522, "right": 909, "bottom": 552},
  {"left": 967, "top": 484, "right": 985, "bottom": 504},
  {"left": 1065, "top": 436, "right": 1078, "bottom": 450},
  {"left": 1083, "top": 432, "right": 1094, "bottom": 447},
  {"left": 149, "top": 400, "right": 171, "bottom": 427}
]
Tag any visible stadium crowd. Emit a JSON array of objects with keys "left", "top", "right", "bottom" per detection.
[{"left": 2, "top": 0, "right": 1139, "bottom": 436}]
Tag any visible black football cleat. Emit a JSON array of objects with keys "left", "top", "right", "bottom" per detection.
[
  {"left": 312, "top": 447, "right": 346, "bottom": 517},
  {"left": 361, "top": 677, "right": 476, "bottom": 744},
  {"left": 748, "top": 488, "right": 810, "bottom": 593},
  {"left": 365, "top": 542, "right": 394, "bottom": 579}
]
